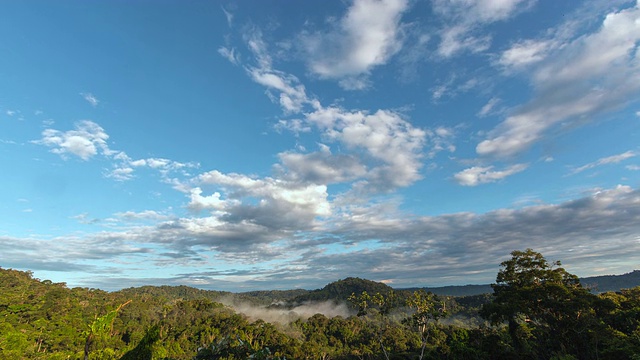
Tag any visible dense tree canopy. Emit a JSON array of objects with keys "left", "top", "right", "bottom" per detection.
[{"left": 1, "top": 250, "right": 639, "bottom": 359}]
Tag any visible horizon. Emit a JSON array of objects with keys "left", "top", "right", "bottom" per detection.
[
  {"left": 1, "top": 0, "right": 640, "bottom": 293},
  {"left": 3, "top": 266, "right": 638, "bottom": 294}
]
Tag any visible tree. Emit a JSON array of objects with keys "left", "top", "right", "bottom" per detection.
[
  {"left": 84, "top": 300, "right": 131, "bottom": 360},
  {"left": 404, "top": 290, "right": 447, "bottom": 360},
  {"left": 348, "top": 290, "right": 400, "bottom": 360},
  {"left": 481, "top": 249, "right": 598, "bottom": 359}
]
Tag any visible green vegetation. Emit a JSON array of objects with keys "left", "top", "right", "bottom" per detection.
[{"left": 1, "top": 249, "right": 639, "bottom": 359}]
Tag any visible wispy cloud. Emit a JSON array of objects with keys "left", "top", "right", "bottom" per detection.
[
  {"left": 569, "top": 150, "right": 637, "bottom": 175},
  {"left": 218, "top": 46, "right": 240, "bottom": 65},
  {"left": 477, "top": 97, "right": 501, "bottom": 117},
  {"left": 454, "top": 163, "right": 528, "bottom": 186},
  {"left": 498, "top": 39, "right": 555, "bottom": 71},
  {"left": 433, "top": 0, "right": 536, "bottom": 57},
  {"left": 80, "top": 92, "right": 99, "bottom": 107},
  {"left": 221, "top": 6, "right": 233, "bottom": 27},
  {"left": 478, "top": 2, "right": 640, "bottom": 157}
]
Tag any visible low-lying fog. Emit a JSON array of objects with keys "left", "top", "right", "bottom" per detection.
[{"left": 221, "top": 299, "right": 352, "bottom": 324}]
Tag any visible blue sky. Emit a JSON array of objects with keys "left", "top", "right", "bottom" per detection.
[{"left": 1, "top": 0, "right": 639, "bottom": 291}]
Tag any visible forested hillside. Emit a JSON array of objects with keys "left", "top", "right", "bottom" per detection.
[{"left": 1, "top": 249, "right": 640, "bottom": 359}]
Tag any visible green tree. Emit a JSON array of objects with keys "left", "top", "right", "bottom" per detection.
[
  {"left": 84, "top": 300, "right": 131, "bottom": 360},
  {"left": 404, "top": 290, "right": 447, "bottom": 360},
  {"left": 349, "top": 290, "right": 401, "bottom": 360},
  {"left": 481, "top": 249, "right": 599, "bottom": 359}
]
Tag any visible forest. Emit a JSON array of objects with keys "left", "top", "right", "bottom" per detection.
[{"left": 1, "top": 249, "right": 639, "bottom": 359}]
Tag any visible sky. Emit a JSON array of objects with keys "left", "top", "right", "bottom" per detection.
[{"left": 1, "top": 0, "right": 639, "bottom": 292}]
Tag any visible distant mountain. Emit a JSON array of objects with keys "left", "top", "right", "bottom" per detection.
[
  {"left": 411, "top": 270, "right": 640, "bottom": 296},
  {"left": 112, "top": 271, "right": 640, "bottom": 303},
  {"left": 580, "top": 270, "right": 640, "bottom": 293}
]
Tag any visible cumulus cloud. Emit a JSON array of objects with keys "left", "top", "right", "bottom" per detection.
[
  {"left": 454, "top": 163, "right": 528, "bottom": 186},
  {"left": 303, "top": 185, "right": 640, "bottom": 287},
  {"left": 300, "top": 0, "right": 409, "bottom": 88},
  {"left": 192, "top": 170, "right": 331, "bottom": 231},
  {"left": 306, "top": 107, "right": 426, "bottom": 189},
  {"left": 478, "top": 2, "right": 640, "bottom": 157},
  {"left": 34, "top": 120, "right": 111, "bottom": 160},
  {"left": 34, "top": 121, "right": 198, "bottom": 181},
  {"left": 277, "top": 147, "right": 367, "bottom": 184},
  {"left": 12, "top": 184, "right": 639, "bottom": 291},
  {"left": 188, "top": 187, "right": 238, "bottom": 212},
  {"left": 242, "top": 30, "right": 427, "bottom": 192},
  {"left": 107, "top": 151, "right": 198, "bottom": 182}
]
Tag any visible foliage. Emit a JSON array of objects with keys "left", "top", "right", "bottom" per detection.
[{"left": 1, "top": 252, "right": 640, "bottom": 360}]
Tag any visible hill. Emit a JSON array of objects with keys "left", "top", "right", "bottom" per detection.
[
  {"left": 286, "top": 277, "right": 395, "bottom": 305},
  {"left": 580, "top": 270, "right": 640, "bottom": 293}
]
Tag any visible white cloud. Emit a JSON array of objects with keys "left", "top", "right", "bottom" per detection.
[
  {"left": 478, "top": 2, "right": 640, "bottom": 157},
  {"left": 114, "top": 210, "right": 172, "bottom": 222},
  {"left": 301, "top": 0, "right": 409, "bottom": 88},
  {"left": 194, "top": 170, "right": 331, "bottom": 230},
  {"left": 34, "top": 121, "right": 197, "bottom": 181},
  {"left": 35, "top": 120, "right": 111, "bottom": 160},
  {"left": 499, "top": 39, "right": 554, "bottom": 70},
  {"left": 437, "top": 25, "right": 491, "bottom": 57},
  {"left": 477, "top": 97, "right": 501, "bottom": 117},
  {"left": 430, "top": 74, "right": 484, "bottom": 101},
  {"left": 570, "top": 150, "right": 637, "bottom": 175},
  {"left": 426, "top": 126, "right": 457, "bottom": 158},
  {"left": 242, "top": 30, "right": 427, "bottom": 192},
  {"left": 108, "top": 155, "right": 198, "bottom": 181},
  {"left": 454, "top": 163, "right": 528, "bottom": 186},
  {"left": 188, "top": 187, "right": 236, "bottom": 212},
  {"left": 274, "top": 119, "right": 311, "bottom": 134},
  {"left": 306, "top": 106, "right": 426, "bottom": 189},
  {"left": 81, "top": 92, "right": 99, "bottom": 107},
  {"left": 626, "top": 164, "right": 640, "bottom": 170},
  {"left": 4, "top": 184, "right": 640, "bottom": 290},
  {"left": 108, "top": 166, "right": 135, "bottom": 181},
  {"left": 277, "top": 148, "right": 367, "bottom": 184},
  {"left": 218, "top": 46, "right": 240, "bottom": 65},
  {"left": 433, "top": 0, "right": 536, "bottom": 57},
  {"left": 433, "top": 0, "right": 535, "bottom": 23},
  {"left": 338, "top": 76, "right": 372, "bottom": 91},
  {"left": 221, "top": 6, "right": 233, "bottom": 27},
  {"left": 245, "top": 33, "right": 312, "bottom": 113}
]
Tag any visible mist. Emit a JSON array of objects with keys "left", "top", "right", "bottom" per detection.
[{"left": 220, "top": 298, "right": 353, "bottom": 324}]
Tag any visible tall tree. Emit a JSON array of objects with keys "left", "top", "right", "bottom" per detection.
[
  {"left": 404, "top": 290, "right": 447, "bottom": 360},
  {"left": 481, "top": 249, "right": 599, "bottom": 359}
]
